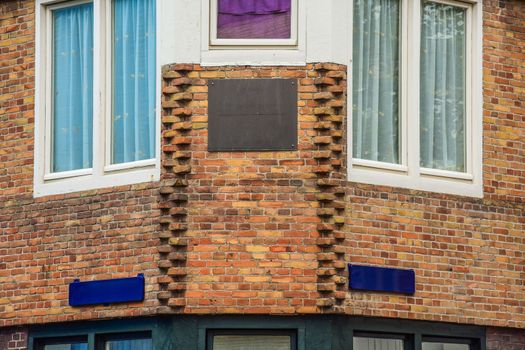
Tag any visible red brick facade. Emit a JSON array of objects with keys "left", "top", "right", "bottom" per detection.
[{"left": 1, "top": 0, "right": 525, "bottom": 347}]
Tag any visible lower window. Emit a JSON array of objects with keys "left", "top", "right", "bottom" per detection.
[
  {"left": 353, "top": 332, "right": 408, "bottom": 350},
  {"left": 34, "top": 336, "right": 88, "bottom": 350},
  {"left": 422, "top": 336, "right": 475, "bottom": 350},
  {"left": 207, "top": 329, "right": 297, "bottom": 350},
  {"left": 97, "top": 332, "right": 152, "bottom": 350},
  {"left": 35, "top": 332, "right": 151, "bottom": 350}
]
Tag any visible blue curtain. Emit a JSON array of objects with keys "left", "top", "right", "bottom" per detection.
[
  {"left": 112, "top": 0, "right": 156, "bottom": 164},
  {"left": 52, "top": 3, "right": 94, "bottom": 173},
  {"left": 106, "top": 339, "right": 153, "bottom": 350}
]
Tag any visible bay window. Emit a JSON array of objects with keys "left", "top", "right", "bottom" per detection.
[
  {"left": 350, "top": 0, "right": 482, "bottom": 197},
  {"left": 35, "top": 0, "right": 159, "bottom": 196}
]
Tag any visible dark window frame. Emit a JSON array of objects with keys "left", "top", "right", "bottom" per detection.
[{"left": 206, "top": 329, "right": 298, "bottom": 350}]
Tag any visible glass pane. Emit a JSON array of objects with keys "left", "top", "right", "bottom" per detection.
[
  {"left": 112, "top": 0, "right": 156, "bottom": 164},
  {"left": 52, "top": 3, "right": 94, "bottom": 172},
  {"left": 105, "top": 338, "right": 153, "bottom": 350},
  {"left": 45, "top": 343, "right": 88, "bottom": 350},
  {"left": 420, "top": 1, "right": 466, "bottom": 172},
  {"left": 217, "top": 0, "right": 292, "bottom": 39},
  {"left": 422, "top": 343, "right": 470, "bottom": 350},
  {"left": 213, "top": 335, "right": 291, "bottom": 350},
  {"left": 352, "top": 0, "right": 400, "bottom": 164},
  {"left": 353, "top": 336, "right": 404, "bottom": 350}
]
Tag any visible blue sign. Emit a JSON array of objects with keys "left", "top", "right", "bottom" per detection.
[
  {"left": 69, "top": 274, "right": 145, "bottom": 306},
  {"left": 349, "top": 264, "right": 415, "bottom": 294}
]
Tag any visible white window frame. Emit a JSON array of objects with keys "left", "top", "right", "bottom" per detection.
[
  {"left": 348, "top": 0, "right": 483, "bottom": 198},
  {"left": 209, "top": 0, "right": 298, "bottom": 47},
  {"left": 201, "top": 0, "right": 306, "bottom": 66},
  {"left": 34, "top": 0, "right": 161, "bottom": 197}
]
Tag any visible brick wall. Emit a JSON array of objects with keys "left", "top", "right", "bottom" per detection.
[
  {"left": 0, "top": 0, "right": 160, "bottom": 327},
  {"left": 0, "top": 0, "right": 524, "bottom": 335},
  {"left": 0, "top": 327, "right": 27, "bottom": 350},
  {"left": 488, "top": 327, "right": 525, "bottom": 350}
]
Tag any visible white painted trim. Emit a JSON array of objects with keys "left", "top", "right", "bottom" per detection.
[
  {"left": 44, "top": 168, "right": 93, "bottom": 181},
  {"left": 347, "top": 0, "right": 483, "bottom": 198},
  {"left": 352, "top": 159, "right": 408, "bottom": 173},
  {"left": 104, "top": 159, "right": 156, "bottom": 172},
  {"left": 34, "top": 0, "right": 161, "bottom": 198},
  {"left": 209, "top": 0, "right": 298, "bottom": 46}
]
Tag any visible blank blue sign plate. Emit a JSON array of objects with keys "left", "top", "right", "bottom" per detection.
[
  {"left": 349, "top": 264, "right": 415, "bottom": 294},
  {"left": 69, "top": 274, "right": 145, "bottom": 306}
]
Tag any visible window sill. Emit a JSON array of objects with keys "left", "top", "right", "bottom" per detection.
[
  {"left": 349, "top": 162, "right": 483, "bottom": 198},
  {"left": 200, "top": 48, "right": 306, "bottom": 67},
  {"left": 34, "top": 165, "right": 159, "bottom": 198}
]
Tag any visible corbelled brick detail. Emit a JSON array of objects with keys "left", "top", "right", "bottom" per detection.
[
  {"left": 157, "top": 64, "right": 333, "bottom": 314},
  {"left": 311, "top": 63, "right": 347, "bottom": 309},
  {"left": 157, "top": 64, "right": 196, "bottom": 310}
]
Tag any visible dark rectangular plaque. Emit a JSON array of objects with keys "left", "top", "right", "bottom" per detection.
[
  {"left": 349, "top": 264, "right": 415, "bottom": 295},
  {"left": 208, "top": 79, "right": 297, "bottom": 151},
  {"left": 69, "top": 274, "right": 145, "bottom": 306}
]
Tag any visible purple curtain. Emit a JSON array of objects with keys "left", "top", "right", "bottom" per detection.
[
  {"left": 218, "top": 0, "right": 291, "bottom": 15},
  {"left": 217, "top": 0, "right": 292, "bottom": 39}
]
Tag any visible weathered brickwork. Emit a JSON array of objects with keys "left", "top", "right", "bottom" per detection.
[
  {"left": 0, "top": 0, "right": 160, "bottom": 327},
  {"left": 0, "top": 0, "right": 524, "bottom": 346},
  {"left": 488, "top": 327, "right": 525, "bottom": 350},
  {"left": 0, "top": 327, "right": 27, "bottom": 350}
]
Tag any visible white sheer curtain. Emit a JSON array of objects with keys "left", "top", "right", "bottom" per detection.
[
  {"left": 420, "top": 1, "right": 466, "bottom": 172},
  {"left": 352, "top": 0, "right": 400, "bottom": 164}
]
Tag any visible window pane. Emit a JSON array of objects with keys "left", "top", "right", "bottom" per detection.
[
  {"left": 422, "top": 343, "right": 470, "bottom": 350},
  {"left": 352, "top": 0, "right": 400, "bottom": 164},
  {"left": 112, "top": 0, "right": 156, "bottom": 164},
  {"left": 420, "top": 1, "right": 466, "bottom": 172},
  {"left": 44, "top": 343, "right": 88, "bottom": 350},
  {"left": 353, "top": 336, "right": 404, "bottom": 350},
  {"left": 217, "top": 0, "right": 292, "bottom": 39},
  {"left": 213, "top": 335, "right": 291, "bottom": 350},
  {"left": 105, "top": 338, "right": 152, "bottom": 350},
  {"left": 52, "top": 3, "right": 94, "bottom": 172}
]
